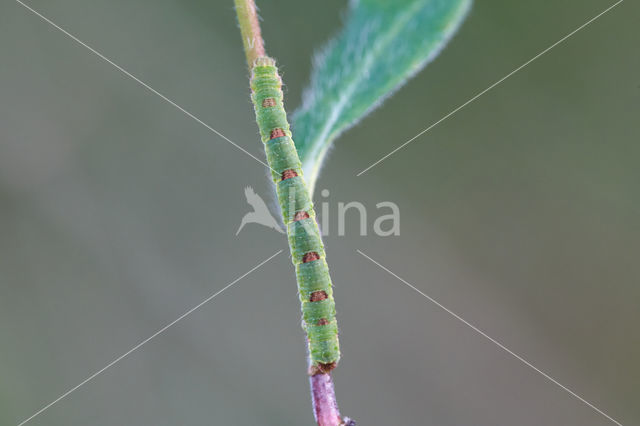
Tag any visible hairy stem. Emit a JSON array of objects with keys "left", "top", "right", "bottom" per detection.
[
  {"left": 234, "top": 2, "right": 351, "bottom": 425},
  {"left": 311, "top": 372, "right": 354, "bottom": 426},
  {"left": 234, "top": 0, "right": 266, "bottom": 67}
]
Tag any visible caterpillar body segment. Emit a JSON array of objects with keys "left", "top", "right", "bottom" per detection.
[{"left": 250, "top": 57, "right": 340, "bottom": 369}]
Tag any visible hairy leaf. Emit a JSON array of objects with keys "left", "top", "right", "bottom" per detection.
[{"left": 292, "top": 0, "right": 472, "bottom": 193}]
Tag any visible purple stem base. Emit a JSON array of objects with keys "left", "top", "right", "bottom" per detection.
[{"left": 310, "top": 372, "right": 354, "bottom": 426}]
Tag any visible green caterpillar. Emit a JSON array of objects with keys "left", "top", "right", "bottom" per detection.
[{"left": 250, "top": 57, "right": 340, "bottom": 373}]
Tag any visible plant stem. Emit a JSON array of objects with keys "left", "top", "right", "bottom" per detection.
[
  {"left": 234, "top": 2, "right": 352, "bottom": 425},
  {"left": 234, "top": 0, "right": 266, "bottom": 67},
  {"left": 311, "top": 372, "right": 354, "bottom": 426}
]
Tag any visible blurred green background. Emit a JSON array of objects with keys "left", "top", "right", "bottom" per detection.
[{"left": 1, "top": 0, "right": 638, "bottom": 425}]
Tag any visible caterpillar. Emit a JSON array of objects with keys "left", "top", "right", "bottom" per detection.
[{"left": 250, "top": 57, "right": 340, "bottom": 373}]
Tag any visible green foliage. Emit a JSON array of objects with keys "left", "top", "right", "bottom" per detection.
[
  {"left": 292, "top": 0, "right": 472, "bottom": 193},
  {"left": 242, "top": 0, "right": 474, "bottom": 372}
]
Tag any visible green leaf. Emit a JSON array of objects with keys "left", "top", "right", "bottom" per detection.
[{"left": 292, "top": 0, "right": 472, "bottom": 194}]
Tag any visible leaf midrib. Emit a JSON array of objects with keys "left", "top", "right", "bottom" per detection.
[{"left": 302, "top": 0, "right": 425, "bottom": 168}]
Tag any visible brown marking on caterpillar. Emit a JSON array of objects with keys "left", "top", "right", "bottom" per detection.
[
  {"left": 317, "top": 318, "right": 330, "bottom": 326},
  {"left": 302, "top": 252, "right": 320, "bottom": 263},
  {"left": 281, "top": 169, "right": 298, "bottom": 180},
  {"left": 262, "top": 97, "right": 276, "bottom": 108},
  {"left": 309, "top": 290, "right": 328, "bottom": 302},
  {"left": 293, "top": 211, "right": 310, "bottom": 221},
  {"left": 309, "top": 362, "right": 337, "bottom": 376},
  {"left": 270, "top": 128, "right": 286, "bottom": 139}
]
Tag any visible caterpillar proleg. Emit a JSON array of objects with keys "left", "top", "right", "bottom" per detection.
[{"left": 250, "top": 57, "right": 340, "bottom": 371}]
